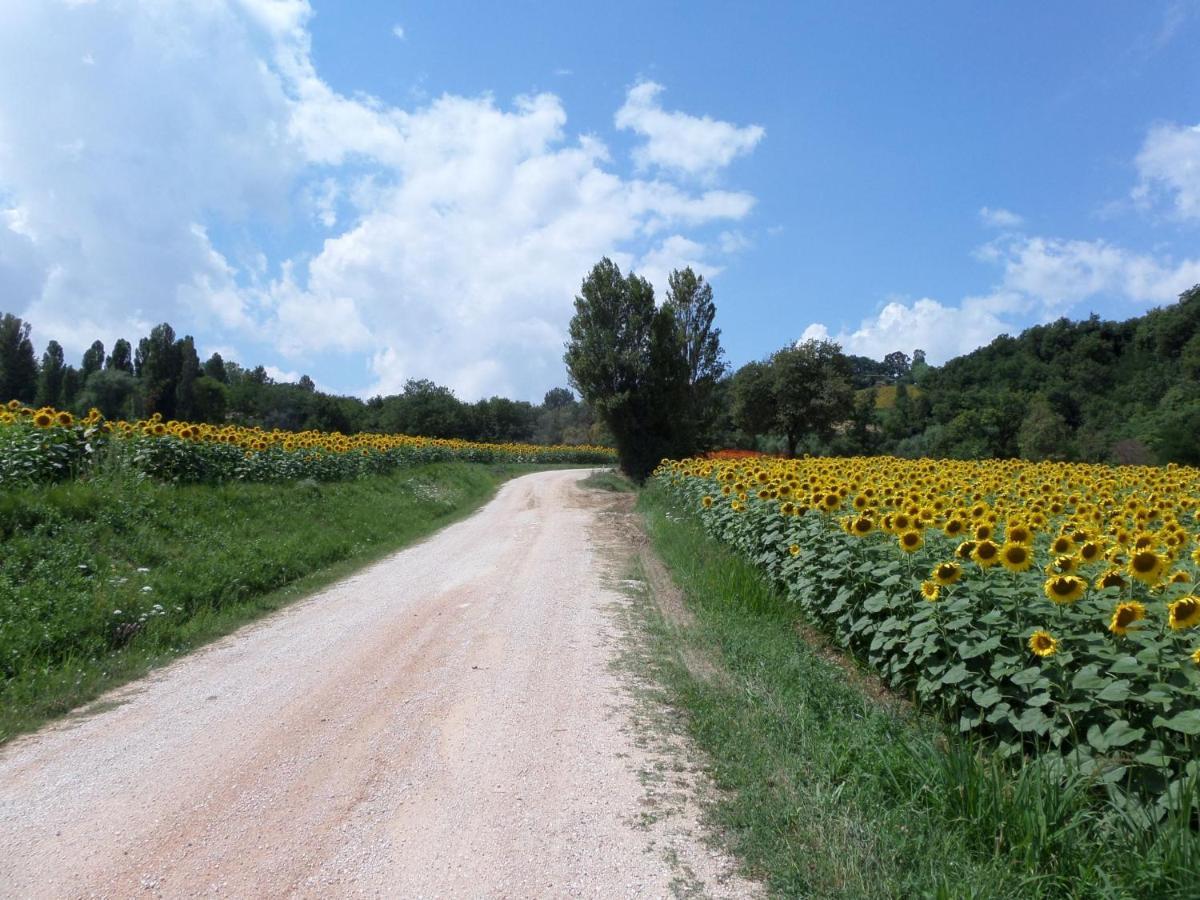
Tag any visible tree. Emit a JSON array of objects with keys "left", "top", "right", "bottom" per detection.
[
  {"left": 137, "top": 323, "right": 180, "bottom": 418},
  {"left": 664, "top": 267, "right": 726, "bottom": 449},
  {"left": 174, "top": 335, "right": 201, "bottom": 420},
  {"left": 81, "top": 340, "right": 105, "bottom": 383},
  {"left": 770, "top": 340, "right": 854, "bottom": 457},
  {"left": 882, "top": 350, "right": 911, "bottom": 382},
  {"left": 77, "top": 369, "right": 138, "bottom": 420},
  {"left": 106, "top": 339, "right": 134, "bottom": 374},
  {"left": 730, "top": 360, "right": 776, "bottom": 444},
  {"left": 61, "top": 366, "right": 81, "bottom": 408},
  {"left": 203, "top": 352, "right": 228, "bottom": 383},
  {"left": 1018, "top": 394, "right": 1072, "bottom": 460},
  {"left": 0, "top": 313, "right": 38, "bottom": 403},
  {"left": 564, "top": 258, "right": 690, "bottom": 480},
  {"left": 36, "top": 340, "right": 66, "bottom": 407},
  {"left": 377, "top": 379, "right": 471, "bottom": 438}
]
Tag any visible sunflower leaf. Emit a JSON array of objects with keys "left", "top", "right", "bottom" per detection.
[
  {"left": 1108, "top": 656, "right": 1143, "bottom": 676},
  {"left": 1153, "top": 710, "right": 1200, "bottom": 735}
]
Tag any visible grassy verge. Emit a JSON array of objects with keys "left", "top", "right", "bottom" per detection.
[
  {"left": 0, "top": 462, "right": 564, "bottom": 742},
  {"left": 637, "top": 484, "right": 1198, "bottom": 899},
  {"left": 577, "top": 467, "right": 636, "bottom": 493}
]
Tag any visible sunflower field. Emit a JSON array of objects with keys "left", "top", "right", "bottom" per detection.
[
  {"left": 0, "top": 402, "right": 615, "bottom": 486},
  {"left": 654, "top": 454, "right": 1200, "bottom": 817}
]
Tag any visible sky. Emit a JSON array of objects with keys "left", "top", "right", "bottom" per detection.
[{"left": 1, "top": 1, "right": 1199, "bottom": 402}]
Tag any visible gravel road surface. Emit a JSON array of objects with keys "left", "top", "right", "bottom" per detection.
[{"left": 0, "top": 470, "right": 755, "bottom": 899}]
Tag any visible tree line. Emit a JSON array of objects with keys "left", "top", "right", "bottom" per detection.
[
  {"left": 0, "top": 315, "right": 598, "bottom": 445},
  {"left": 7, "top": 274, "right": 1198, "bottom": 470},
  {"left": 565, "top": 259, "right": 1200, "bottom": 477}
]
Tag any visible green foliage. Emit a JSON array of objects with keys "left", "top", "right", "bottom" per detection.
[
  {"left": 564, "top": 257, "right": 695, "bottom": 481},
  {"left": 916, "top": 285, "right": 1200, "bottom": 463},
  {"left": 0, "top": 313, "right": 38, "bottom": 404},
  {"left": 656, "top": 467, "right": 1200, "bottom": 815},
  {"left": 639, "top": 485, "right": 1200, "bottom": 898}
]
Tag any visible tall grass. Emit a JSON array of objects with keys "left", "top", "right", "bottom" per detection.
[{"left": 637, "top": 484, "right": 1199, "bottom": 898}]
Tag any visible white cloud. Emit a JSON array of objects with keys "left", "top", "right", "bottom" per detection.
[
  {"left": 800, "top": 295, "right": 1017, "bottom": 364},
  {"left": 993, "top": 235, "right": 1200, "bottom": 309},
  {"left": 803, "top": 234, "right": 1200, "bottom": 365},
  {"left": 0, "top": 1, "right": 760, "bottom": 401},
  {"left": 615, "top": 81, "right": 764, "bottom": 180},
  {"left": 978, "top": 206, "right": 1024, "bottom": 228},
  {"left": 635, "top": 235, "right": 718, "bottom": 298},
  {"left": 1134, "top": 121, "right": 1200, "bottom": 219},
  {"left": 391, "top": 23, "right": 405, "bottom": 40}
]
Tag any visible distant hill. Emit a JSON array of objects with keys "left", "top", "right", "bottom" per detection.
[{"left": 886, "top": 284, "right": 1200, "bottom": 464}]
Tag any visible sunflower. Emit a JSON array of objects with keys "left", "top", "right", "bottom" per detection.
[
  {"left": 851, "top": 516, "right": 874, "bottom": 536},
  {"left": 702, "top": 496, "right": 713, "bottom": 508},
  {"left": 920, "top": 580, "right": 941, "bottom": 602},
  {"left": 789, "top": 544, "right": 800, "bottom": 557},
  {"left": 1168, "top": 570, "right": 1192, "bottom": 585},
  {"left": 898, "top": 530, "right": 924, "bottom": 553},
  {"left": 1192, "top": 648, "right": 1200, "bottom": 666},
  {"left": 1077, "top": 541, "right": 1103, "bottom": 564},
  {"left": 931, "top": 561, "right": 962, "bottom": 586},
  {"left": 1005, "top": 523, "right": 1033, "bottom": 545},
  {"left": 1050, "top": 535, "right": 1075, "bottom": 555},
  {"left": 1167, "top": 596, "right": 1200, "bottom": 631},
  {"left": 1043, "top": 575, "right": 1086, "bottom": 605},
  {"left": 1045, "top": 554, "right": 1077, "bottom": 575},
  {"left": 1094, "top": 569, "right": 1127, "bottom": 591},
  {"left": 943, "top": 517, "right": 966, "bottom": 538},
  {"left": 999, "top": 542, "right": 1033, "bottom": 573},
  {"left": 955, "top": 540, "right": 977, "bottom": 560},
  {"left": 33, "top": 409, "right": 54, "bottom": 428},
  {"left": 974, "top": 523, "right": 993, "bottom": 542},
  {"left": 55, "top": 410, "right": 74, "bottom": 427},
  {"left": 1128, "top": 549, "right": 1166, "bottom": 585},
  {"left": 1108, "top": 601, "right": 1146, "bottom": 636},
  {"left": 972, "top": 540, "right": 1001, "bottom": 568},
  {"left": 1029, "top": 630, "right": 1059, "bottom": 658}
]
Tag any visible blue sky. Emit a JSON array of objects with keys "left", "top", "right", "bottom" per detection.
[{"left": 1, "top": 1, "right": 1198, "bottom": 401}]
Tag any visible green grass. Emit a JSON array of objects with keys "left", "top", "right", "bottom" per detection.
[
  {"left": 636, "top": 484, "right": 1199, "bottom": 899},
  {"left": 578, "top": 467, "right": 636, "bottom": 492},
  {"left": 0, "top": 462, "right": 561, "bottom": 742}
]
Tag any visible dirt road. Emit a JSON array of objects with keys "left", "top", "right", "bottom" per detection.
[{"left": 0, "top": 470, "right": 754, "bottom": 899}]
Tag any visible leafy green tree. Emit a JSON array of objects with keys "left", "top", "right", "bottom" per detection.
[
  {"left": 377, "top": 379, "right": 471, "bottom": 438},
  {"left": 137, "top": 323, "right": 181, "bottom": 418},
  {"left": 106, "top": 338, "right": 134, "bottom": 374},
  {"left": 564, "top": 258, "right": 690, "bottom": 480},
  {"left": 770, "top": 339, "right": 854, "bottom": 457},
  {"left": 0, "top": 313, "right": 38, "bottom": 403},
  {"left": 203, "top": 352, "right": 228, "bottom": 383},
  {"left": 36, "top": 340, "right": 66, "bottom": 407},
  {"left": 61, "top": 366, "right": 81, "bottom": 409},
  {"left": 664, "top": 267, "right": 725, "bottom": 448},
  {"left": 77, "top": 368, "right": 138, "bottom": 420},
  {"left": 730, "top": 360, "right": 776, "bottom": 445},
  {"left": 191, "top": 375, "right": 229, "bottom": 424},
  {"left": 174, "top": 336, "right": 201, "bottom": 420},
  {"left": 80, "top": 340, "right": 105, "bottom": 383},
  {"left": 1018, "top": 394, "right": 1072, "bottom": 460}
]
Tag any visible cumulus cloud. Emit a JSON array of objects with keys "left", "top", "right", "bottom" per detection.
[
  {"left": 1134, "top": 121, "right": 1200, "bottom": 219},
  {"left": 803, "top": 235, "right": 1200, "bottom": 364},
  {"left": 615, "top": 81, "right": 764, "bottom": 180},
  {"left": 391, "top": 24, "right": 405, "bottom": 40},
  {"left": 0, "top": 1, "right": 760, "bottom": 400},
  {"left": 800, "top": 296, "right": 1018, "bottom": 364},
  {"left": 978, "top": 206, "right": 1024, "bottom": 228}
]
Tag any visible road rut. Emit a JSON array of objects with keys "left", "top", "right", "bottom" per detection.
[{"left": 0, "top": 470, "right": 754, "bottom": 899}]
